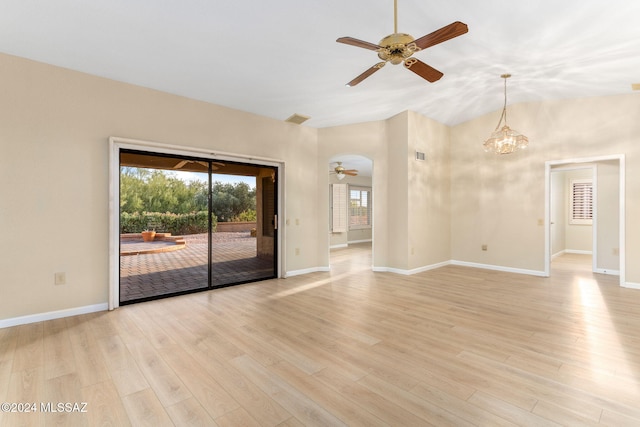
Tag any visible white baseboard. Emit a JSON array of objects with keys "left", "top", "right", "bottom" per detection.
[
  {"left": 594, "top": 268, "right": 620, "bottom": 276},
  {"left": 348, "top": 239, "right": 372, "bottom": 244},
  {"left": 623, "top": 281, "right": 640, "bottom": 290},
  {"left": 565, "top": 249, "right": 593, "bottom": 255},
  {"left": 285, "top": 266, "right": 330, "bottom": 278},
  {"left": 373, "top": 261, "right": 451, "bottom": 275},
  {"left": 0, "top": 303, "right": 109, "bottom": 329},
  {"left": 551, "top": 250, "right": 565, "bottom": 259},
  {"left": 451, "top": 260, "right": 547, "bottom": 277},
  {"left": 329, "top": 244, "right": 348, "bottom": 249}
]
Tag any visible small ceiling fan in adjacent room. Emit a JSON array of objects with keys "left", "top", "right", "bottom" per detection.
[
  {"left": 330, "top": 162, "right": 358, "bottom": 180},
  {"left": 336, "top": 0, "right": 468, "bottom": 86}
]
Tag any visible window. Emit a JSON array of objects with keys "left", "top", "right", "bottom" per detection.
[
  {"left": 570, "top": 179, "right": 593, "bottom": 225},
  {"left": 331, "top": 183, "right": 348, "bottom": 232},
  {"left": 349, "top": 186, "right": 371, "bottom": 229}
]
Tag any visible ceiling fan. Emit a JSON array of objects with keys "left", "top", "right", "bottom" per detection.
[
  {"left": 330, "top": 162, "right": 358, "bottom": 180},
  {"left": 336, "top": 0, "right": 468, "bottom": 86},
  {"left": 172, "top": 159, "right": 225, "bottom": 170}
]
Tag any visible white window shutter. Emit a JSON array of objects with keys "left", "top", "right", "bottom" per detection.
[
  {"left": 332, "top": 183, "right": 348, "bottom": 232},
  {"left": 570, "top": 179, "right": 593, "bottom": 225}
]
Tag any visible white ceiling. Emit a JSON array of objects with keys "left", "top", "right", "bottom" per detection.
[{"left": 1, "top": 1, "right": 639, "bottom": 129}]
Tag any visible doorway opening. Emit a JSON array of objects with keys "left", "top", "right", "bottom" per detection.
[
  {"left": 549, "top": 165, "right": 596, "bottom": 273},
  {"left": 328, "top": 155, "right": 373, "bottom": 271},
  {"left": 545, "top": 155, "right": 625, "bottom": 285},
  {"left": 111, "top": 141, "right": 280, "bottom": 306}
]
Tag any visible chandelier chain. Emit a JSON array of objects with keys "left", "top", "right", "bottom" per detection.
[{"left": 494, "top": 75, "right": 508, "bottom": 131}]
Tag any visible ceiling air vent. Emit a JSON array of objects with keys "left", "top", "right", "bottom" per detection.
[{"left": 285, "top": 113, "right": 311, "bottom": 125}]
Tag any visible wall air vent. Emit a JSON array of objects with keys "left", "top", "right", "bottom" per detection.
[
  {"left": 285, "top": 113, "right": 311, "bottom": 125},
  {"left": 415, "top": 151, "right": 426, "bottom": 161}
]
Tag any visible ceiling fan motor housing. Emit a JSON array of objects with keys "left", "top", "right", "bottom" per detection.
[{"left": 378, "top": 33, "right": 418, "bottom": 64}]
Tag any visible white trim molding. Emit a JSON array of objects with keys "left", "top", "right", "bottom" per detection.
[
  {"left": 109, "top": 136, "right": 286, "bottom": 309},
  {"left": 285, "top": 267, "right": 330, "bottom": 278},
  {"left": 623, "top": 282, "right": 640, "bottom": 290},
  {"left": 451, "top": 260, "right": 547, "bottom": 277},
  {"left": 595, "top": 268, "right": 620, "bottom": 276},
  {"left": 545, "top": 154, "right": 625, "bottom": 287},
  {"left": 0, "top": 303, "right": 108, "bottom": 329},
  {"left": 565, "top": 250, "right": 593, "bottom": 255},
  {"left": 329, "top": 244, "right": 349, "bottom": 249},
  {"left": 373, "top": 261, "right": 451, "bottom": 275}
]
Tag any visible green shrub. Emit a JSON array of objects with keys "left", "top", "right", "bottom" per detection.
[
  {"left": 232, "top": 209, "right": 257, "bottom": 222},
  {"left": 120, "top": 211, "right": 216, "bottom": 235}
]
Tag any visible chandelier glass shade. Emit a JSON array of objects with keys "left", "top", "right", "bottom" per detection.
[{"left": 483, "top": 74, "right": 528, "bottom": 154}]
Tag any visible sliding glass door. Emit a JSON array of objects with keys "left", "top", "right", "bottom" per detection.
[{"left": 119, "top": 150, "right": 277, "bottom": 304}]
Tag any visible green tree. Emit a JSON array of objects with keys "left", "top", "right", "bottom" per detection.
[
  {"left": 211, "top": 181, "right": 256, "bottom": 222},
  {"left": 119, "top": 168, "right": 256, "bottom": 222}
]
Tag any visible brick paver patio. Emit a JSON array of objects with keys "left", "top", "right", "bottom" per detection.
[{"left": 120, "top": 232, "right": 274, "bottom": 302}]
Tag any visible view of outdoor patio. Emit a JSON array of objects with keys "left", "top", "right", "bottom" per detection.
[{"left": 118, "top": 153, "right": 276, "bottom": 304}]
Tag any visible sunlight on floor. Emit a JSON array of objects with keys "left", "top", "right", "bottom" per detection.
[
  {"left": 270, "top": 272, "right": 352, "bottom": 299},
  {"left": 577, "top": 277, "right": 639, "bottom": 393}
]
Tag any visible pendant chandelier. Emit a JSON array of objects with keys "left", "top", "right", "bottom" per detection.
[{"left": 483, "top": 74, "right": 528, "bottom": 154}]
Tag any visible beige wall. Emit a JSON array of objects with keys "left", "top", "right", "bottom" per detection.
[
  {"left": 550, "top": 171, "right": 566, "bottom": 256},
  {"left": 319, "top": 111, "right": 451, "bottom": 272},
  {"left": 318, "top": 120, "right": 390, "bottom": 269},
  {"left": 407, "top": 111, "right": 451, "bottom": 271},
  {"left": 3, "top": 51, "right": 640, "bottom": 323},
  {"left": 596, "top": 160, "right": 620, "bottom": 272},
  {"left": 450, "top": 94, "right": 639, "bottom": 280},
  {"left": 385, "top": 112, "right": 410, "bottom": 269},
  {"left": 0, "top": 53, "right": 319, "bottom": 320}
]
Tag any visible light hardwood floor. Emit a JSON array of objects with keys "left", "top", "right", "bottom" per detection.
[{"left": 1, "top": 245, "right": 640, "bottom": 426}]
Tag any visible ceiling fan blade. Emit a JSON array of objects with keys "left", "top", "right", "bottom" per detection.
[
  {"left": 346, "top": 62, "right": 386, "bottom": 87},
  {"left": 413, "top": 21, "right": 468, "bottom": 50},
  {"left": 404, "top": 58, "right": 443, "bottom": 83},
  {"left": 337, "top": 37, "right": 381, "bottom": 51},
  {"left": 344, "top": 171, "right": 358, "bottom": 176}
]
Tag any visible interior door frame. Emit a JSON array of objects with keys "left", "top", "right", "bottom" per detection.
[
  {"left": 109, "top": 136, "right": 284, "bottom": 310},
  {"left": 544, "top": 154, "right": 625, "bottom": 286},
  {"left": 549, "top": 165, "right": 597, "bottom": 272}
]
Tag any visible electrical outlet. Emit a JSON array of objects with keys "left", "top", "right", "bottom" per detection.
[
  {"left": 295, "top": 218, "right": 300, "bottom": 226},
  {"left": 613, "top": 248, "right": 619, "bottom": 256},
  {"left": 54, "top": 272, "right": 66, "bottom": 285},
  {"left": 295, "top": 248, "right": 300, "bottom": 256},
  {"left": 481, "top": 244, "right": 488, "bottom": 251}
]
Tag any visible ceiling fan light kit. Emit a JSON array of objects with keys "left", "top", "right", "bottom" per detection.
[
  {"left": 483, "top": 74, "right": 529, "bottom": 155},
  {"left": 337, "top": 0, "right": 468, "bottom": 86}
]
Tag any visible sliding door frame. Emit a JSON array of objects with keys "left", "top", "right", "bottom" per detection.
[{"left": 109, "top": 136, "right": 285, "bottom": 310}]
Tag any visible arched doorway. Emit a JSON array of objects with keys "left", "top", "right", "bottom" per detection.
[{"left": 328, "top": 155, "right": 373, "bottom": 271}]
